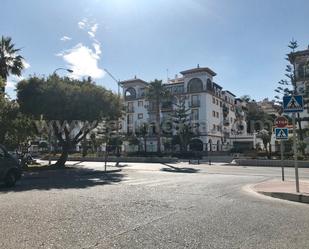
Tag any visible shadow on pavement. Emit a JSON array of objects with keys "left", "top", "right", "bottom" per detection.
[
  {"left": 114, "top": 163, "right": 129, "bottom": 168},
  {"left": 0, "top": 167, "right": 124, "bottom": 193},
  {"left": 160, "top": 163, "right": 199, "bottom": 173}
]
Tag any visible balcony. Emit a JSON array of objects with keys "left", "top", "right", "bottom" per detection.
[
  {"left": 161, "top": 103, "right": 173, "bottom": 112},
  {"left": 189, "top": 100, "right": 201, "bottom": 108}
]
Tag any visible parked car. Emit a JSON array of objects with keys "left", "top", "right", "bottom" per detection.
[{"left": 0, "top": 145, "right": 22, "bottom": 187}]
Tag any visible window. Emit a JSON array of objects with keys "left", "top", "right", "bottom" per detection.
[
  {"left": 220, "top": 101, "right": 222, "bottom": 107},
  {"left": 213, "top": 97, "right": 216, "bottom": 104},
  {"left": 138, "top": 101, "right": 143, "bottom": 107},
  {"left": 127, "top": 102, "right": 134, "bottom": 112},
  {"left": 187, "top": 78, "right": 203, "bottom": 93},
  {"left": 125, "top": 87, "right": 136, "bottom": 100},
  {"left": 217, "top": 125, "right": 220, "bottom": 131},
  {"left": 127, "top": 114, "right": 133, "bottom": 124},
  {"left": 213, "top": 124, "right": 216, "bottom": 130},
  {"left": 216, "top": 112, "right": 219, "bottom": 118},
  {"left": 191, "top": 109, "right": 199, "bottom": 120},
  {"left": 231, "top": 117, "right": 233, "bottom": 123},
  {"left": 213, "top": 111, "right": 216, "bottom": 117},
  {"left": 138, "top": 113, "right": 143, "bottom": 119},
  {"left": 139, "top": 88, "right": 145, "bottom": 97},
  {"left": 207, "top": 78, "right": 213, "bottom": 91},
  {"left": 216, "top": 99, "right": 219, "bottom": 105},
  {"left": 191, "top": 95, "right": 200, "bottom": 107}
]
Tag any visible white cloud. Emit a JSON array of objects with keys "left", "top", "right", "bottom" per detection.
[
  {"left": 91, "top": 23, "right": 98, "bottom": 34},
  {"left": 77, "top": 18, "right": 99, "bottom": 40},
  {"left": 78, "top": 18, "right": 88, "bottom": 29},
  {"left": 93, "top": 43, "right": 101, "bottom": 55},
  {"left": 60, "top": 36, "right": 72, "bottom": 41},
  {"left": 58, "top": 43, "right": 104, "bottom": 79},
  {"left": 57, "top": 18, "right": 104, "bottom": 79},
  {"left": 88, "top": 24, "right": 98, "bottom": 38},
  {"left": 88, "top": 31, "right": 95, "bottom": 38},
  {"left": 78, "top": 21, "right": 86, "bottom": 29}
]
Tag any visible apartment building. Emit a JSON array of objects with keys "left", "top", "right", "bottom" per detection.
[
  {"left": 288, "top": 46, "right": 309, "bottom": 128},
  {"left": 120, "top": 66, "right": 254, "bottom": 153}
]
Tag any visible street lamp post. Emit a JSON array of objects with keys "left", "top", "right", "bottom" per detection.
[
  {"left": 53, "top": 68, "right": 73, "bottom": 75},
  {"left": 104, "top": 68, "right": 121, "bottom": 96},
  {"left": 48, "top": 68, "right": 73, "bottom": 166},
  {"left": 104, "top": 68, "right": 122, "bottom": 166}
]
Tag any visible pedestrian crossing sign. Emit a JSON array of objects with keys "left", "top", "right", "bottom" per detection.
[
  {"left": 283, "top": 95, "right": 303, "bottom": 113},
  {"left": 275, "top": 128, "right": 289, "bottom": 140}
]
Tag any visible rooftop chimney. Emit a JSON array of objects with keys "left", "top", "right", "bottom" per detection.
[{"left": 197, "top": 64, "right": 200, "bottom": 68}]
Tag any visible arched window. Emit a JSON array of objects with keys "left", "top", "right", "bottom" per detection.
[
  {"left": 187, "top": 78, "right": 203, "bottom": 93},
  {"left": 206, "top": 78, "right": 213, "bottom": 91},
  {"left": 189, "top": 139, "right": 203, "bottom": 151},
  {"left": 125, "top": 87, "right": 136, "bottom": 100},
  {"left": 217, "top": 140, "right": 221, "bottom": 151},
  {"left": 208, "top": 139, "right": 212, "bottom": 151}
]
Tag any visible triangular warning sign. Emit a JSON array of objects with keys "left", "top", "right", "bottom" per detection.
[{"left": 286, "top": 96, "right": 301, "bottom": 109}]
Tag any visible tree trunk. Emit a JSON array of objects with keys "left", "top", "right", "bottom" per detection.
[
  {"left": 156, "top": 100, "right": 161, "bottom": 153},
  {"left": 54, "top": 144, "right": 69, "bottom": 168},
  {"left": 144, "top": 137, "right": 147, "bottom": 153}
]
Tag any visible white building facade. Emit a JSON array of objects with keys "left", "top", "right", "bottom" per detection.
[{"left": 120, "top": 66, "right": 255, "bottom": 153}]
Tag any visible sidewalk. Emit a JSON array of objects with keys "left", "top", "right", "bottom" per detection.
[{"left": 253, "top": 179, "right": 309, "bottom": 204}]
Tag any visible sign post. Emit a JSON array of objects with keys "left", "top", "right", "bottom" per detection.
[
  {"left": 280, "top": 140, "right": 285, "bottom": 181},
  {"left": 274, "top": 116, "right": 289, "bottom": 182},
  {"left": 292, "top": 113, "right": 300, "bottom": 193},
  {"left": 283, "top": 95, "right": 303, "bottom": 193}
]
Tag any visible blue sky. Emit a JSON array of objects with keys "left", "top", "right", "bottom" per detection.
[{"left": 2, "top": 0, "right": 309, "bottom": 100}]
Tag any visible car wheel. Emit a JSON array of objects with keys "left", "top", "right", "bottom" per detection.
[{"left": 5, "top": 171, "right": 17, "bottom": 187}]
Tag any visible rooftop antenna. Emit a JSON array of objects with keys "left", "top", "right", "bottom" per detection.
[
  {"left": 166, "top": 68, "right": 169, "bottom": 83},
  {"left": 197, "top": 64, "right": 200, "bottom": 68}
]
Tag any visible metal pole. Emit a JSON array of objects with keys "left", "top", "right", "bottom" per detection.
[
  {"left": 48, "top": 132, "right": 51, "bottom": 166},
  {"left": 292, "top": 113, "right": 300, "bottom": 192},
  {"left": 280, "top": 140, "right": 285, "bottom": 181}
]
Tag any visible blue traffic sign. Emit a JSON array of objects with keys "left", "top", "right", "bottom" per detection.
[
  {"left": 283, "top": 95, "right": 303, "bottom": 113},
  {"left": 275, "top": 128, "right": 289, "bottom": 140}
]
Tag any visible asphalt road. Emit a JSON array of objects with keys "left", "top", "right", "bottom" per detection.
[{"left": 1, "top": 162, "right": 309, "bottom": 249}]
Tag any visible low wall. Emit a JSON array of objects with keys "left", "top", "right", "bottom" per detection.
[
  {"left": 201, "top": 156, "right": 234, "bottom": 163},
  {"left": 48, "top": 156, "right": 178, "bottom": 164},
  {"left": 235, "top": 159, "right": 309, "bottom": 168}
]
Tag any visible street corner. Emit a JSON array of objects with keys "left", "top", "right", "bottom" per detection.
[{"left": 250, "top": 179, "right": 309, "bottom": 204}]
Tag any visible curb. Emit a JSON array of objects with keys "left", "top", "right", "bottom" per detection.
[{"left": 258, "top": 191, "right": 309, "bottom": 204}]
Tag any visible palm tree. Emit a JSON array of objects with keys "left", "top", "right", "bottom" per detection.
[
  {"left": 257, "top": 129, "right": 272, "bottom": 158},
  {"left": 145, "top": 79, "right": 170, "bottom": 153},
  {"left": 0, "top": 36, "right": 24, "bottom": 92},
  {"left": 136, "top": 123, "right": 148, "bottom": 152}
]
